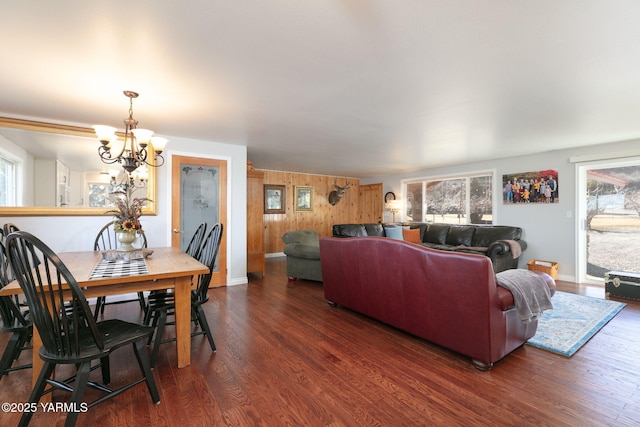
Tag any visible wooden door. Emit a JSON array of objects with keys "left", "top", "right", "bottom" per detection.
[
  {"left": 171, "top": 156, "right": 227, "bottom": 287},
  {"left": 358, "top": 183, "right": 383, "bottom": 223}
]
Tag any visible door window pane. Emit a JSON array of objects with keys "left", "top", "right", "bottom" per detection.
[
  {"left": 180, "top": 164, "right": 220, "bottom": 270},
  {"left": 586, "top": 164, "right": 640, "bottom": 278}
]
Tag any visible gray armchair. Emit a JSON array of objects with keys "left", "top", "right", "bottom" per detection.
[{"left": 282, "top": 230, "right": 322, "bottom": 282}]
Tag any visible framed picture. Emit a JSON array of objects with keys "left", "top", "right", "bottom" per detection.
[
  {"left": 294, "top": 186, "right": 314, "bottom": 212},
  {"left": 502, "top": 170, "right": 558, "bottom": 204},
  {"left": 264, "top": 184, "right": 286, "bottom": 214}
]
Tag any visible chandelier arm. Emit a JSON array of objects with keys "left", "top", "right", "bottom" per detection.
[
  {"left": 152, "top": 154, "right": 165, "bottom": 168},
  {"left": 101, "top": 135, "right": 128, "bottom": 161},
  {"left": 136, "top": 145, "right": 148, "bottom": 163},
  {"left": 98, "top": 146, "right": 127, "bottom": 165}
]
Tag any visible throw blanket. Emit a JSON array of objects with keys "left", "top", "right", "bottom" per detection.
[
  {"left": 497, "top": 239, "right": 521, "bottom": 259},
  {"left": 496, "top": 269, "right": 553, "bottom": 322}
]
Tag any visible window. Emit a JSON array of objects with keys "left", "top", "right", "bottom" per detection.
[
  {"left": 0, "top": 156, "right": 16, "bottom": 206},
  {"left": 404, "top": 172, "right": 493, "bottom": 224}
]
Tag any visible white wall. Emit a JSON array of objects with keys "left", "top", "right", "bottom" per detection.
[
  {"left": 363, "top": 138, "right": 640, "bottom": 282},
  {"left": 2, "top": 134, "right": 248, "bottom": 287}
]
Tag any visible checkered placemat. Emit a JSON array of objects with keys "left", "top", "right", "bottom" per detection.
[{"left": 89, "top": 257, "right": 149, "bottom": 280}]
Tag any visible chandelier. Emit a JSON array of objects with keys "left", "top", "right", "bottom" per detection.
[{"left": 93, "top": 90, "right": 167, "bottom": 175}]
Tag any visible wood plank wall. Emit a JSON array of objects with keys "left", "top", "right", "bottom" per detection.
[{"left": 261, "top": 170, "right": 360, "bottom": 254}]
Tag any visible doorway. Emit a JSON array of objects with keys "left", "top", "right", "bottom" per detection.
[
  {"left": 577, "top": 158, "right": 640, "bottom": 283},
  {"left": 171, "top": 155, "right": 228, "bottom": 287}
]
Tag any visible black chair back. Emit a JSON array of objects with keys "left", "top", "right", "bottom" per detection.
[
  {"left": 93, "top": 221, "right": 148, "bottom": 319},
  {"left": 194, "top": 223, "right": 223, "bottom": 303},
  {"left": 0, "top": 293, "right": 29, "bottom": 337},
  {"left": 0, "top": 239, "right": 15, "bottom": 290},
  {"left": 6, "top": 231, "right": 104, "bottom": 357},
  {"left": 185, "top": 222, "right": 207, "bottom": 258},
  {"left": 0, "top": 241, "right": 28, "bottom": 327},
  {"left": 3, "top": 223, "right": 20, "bottom": 237},
  {"left": 94, "top": 220, "right": 148, "bottom": 251},
  {"left": 0, "top": 240, "right": 32, "bottom": 376}
]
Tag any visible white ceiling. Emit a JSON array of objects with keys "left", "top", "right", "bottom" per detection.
[{"left": 2, "top": 1, "right": 640, "bottom": 178}]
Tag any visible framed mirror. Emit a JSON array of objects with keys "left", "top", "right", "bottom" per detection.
[{"left": 0, "top": 117, "right": 157, "bottom": 216}]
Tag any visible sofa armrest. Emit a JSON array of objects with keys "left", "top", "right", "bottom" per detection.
[
  {"left": 487, "top": 240, "right": 527, "bottom": 257},
  {"left": 487, "top": 240, "right": 527, "bottom": 273},
  {"left": 283, "top": 230, "right": 320, "bottom": 246}
]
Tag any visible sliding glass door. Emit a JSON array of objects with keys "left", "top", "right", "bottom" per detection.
[{"left": 577, "top": 158, "right": 640, "bottom": 283}]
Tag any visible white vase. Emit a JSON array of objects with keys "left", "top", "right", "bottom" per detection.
[{"left": 117, "top": 231, "right": 137, "bottom": 252}]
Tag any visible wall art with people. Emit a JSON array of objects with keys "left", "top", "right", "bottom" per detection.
[{"left": 502, "top": 170, "right": 558, "bottom": 204}]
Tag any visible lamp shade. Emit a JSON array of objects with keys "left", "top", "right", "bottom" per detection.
[
  {"left": 132, "top": 128, "right": 153, "bottom": 146},
  {"left": 92, "top": 125, "right": 116, "bottom": 143},
  {"left": 387, "top": 200, "right": 402, "bottom": 211},
  {"left": 150, "top": 137, "right": 168, "bottom": 154}
]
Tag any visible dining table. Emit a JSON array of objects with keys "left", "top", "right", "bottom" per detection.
[{"left": 0, "top": 246, "right": 209, "bottom": 386}]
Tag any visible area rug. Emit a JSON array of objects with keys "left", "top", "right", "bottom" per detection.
[{"left": 526, "top": 291, "right": 626, "bottom": 357}]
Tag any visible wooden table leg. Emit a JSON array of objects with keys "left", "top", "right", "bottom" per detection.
[{"left": 174, "top": 277, "right": 191, "bottom": 368}]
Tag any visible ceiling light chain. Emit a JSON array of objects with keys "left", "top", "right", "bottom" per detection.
[{"left": 93, "top": 90, "right": 167, "bottom": 179}]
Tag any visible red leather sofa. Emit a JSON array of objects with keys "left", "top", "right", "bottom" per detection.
[{"left": 319, "top": 236, "right": 555, "bottom": 370}]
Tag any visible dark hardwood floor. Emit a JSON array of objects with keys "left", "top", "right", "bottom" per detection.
[{"left": 1, "top": 257, "right": 639, "bottom": 426}]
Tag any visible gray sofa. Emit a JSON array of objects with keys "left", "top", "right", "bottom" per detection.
[
  {"left": 331, "top": 223, "right": 527, "bottom": 273},
  {"left": 282, "top": 230, "right": 322, "bottom": 282}
]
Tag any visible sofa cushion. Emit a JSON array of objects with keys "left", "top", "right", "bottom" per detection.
[
  {"left": 425, "top": 224, "right": 449, "bottom": 244},
  {"left": 402, "top": 228, "right": 421, "bottom": 243},
  {"left": 471, "top": 226, "right": 522, "bottom": 247},
  {"left": 408, "top": 223, "right": 429, "bottom": 242},
  {"left": 445, "top": 225, "right": 475, "bottom": 246},
  {"left": 364, "top": 223, "right": 385, "bottom": 237},
  {"left": 333, "top": 224, "right": 367, "bottom": 237},
  {"left": 384, "top": 226, "right": 404, "bottom": 240},
  {"left": 422, "top": 243, "right": 457, "bottom": 251}
]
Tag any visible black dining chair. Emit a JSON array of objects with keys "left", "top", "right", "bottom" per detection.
[
  {"left": 185, "top": 222, "right": 207, "bottom": 258},
  {"left": 142, "top": 221, "right": 207, "bottom": 322},
  {"left": 0, "top": 241, "right": 32, "bottom": 377},
  {"left": 145, "top": 223, "right": 223, "bottom": 367},
  {"left": 142, "top": 222, "right": 208, "bottom": 325},
  {"left": 93, "top": 220, "right": 148, "bottom": 319},
  {"left": 5, "top": 230, "right": 160, "bottom": 427}
]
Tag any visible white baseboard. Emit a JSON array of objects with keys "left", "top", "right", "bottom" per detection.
[
  {"left": 228, "top": 276, "right": 249, "bottom": 286},
  {"left": 266, "top": 252, "right": 285, "bottom": 258}
]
